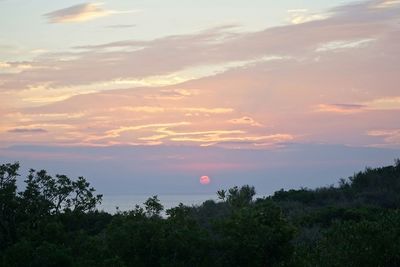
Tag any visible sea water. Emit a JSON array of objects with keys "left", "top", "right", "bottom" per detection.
[{"left": 100, "top": 193, "right": 218, "bottom": 214}]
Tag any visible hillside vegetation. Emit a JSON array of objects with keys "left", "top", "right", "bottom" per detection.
[{"left": 1, "top": 160, "right": 400, "bottom": 266}]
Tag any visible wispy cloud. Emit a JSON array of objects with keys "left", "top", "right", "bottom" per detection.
[
  {"left": 367, "top": 129, "right": 400, "bottom": 145},
  {"left": 106, "top": 24, "right": 136, "bottom": 29},
  {"left": 8, "top": 128, "right": 47, "bottom": 133},
  {"left": 228, "top": 117, "right": 263, "bottom": 127},
  {"left": 368, "top": 129, "right": 400, "bottom": 136},
  {"left": 315, "top": 104, "right": 366, "bottom": 114},
  {"left": 365, "top": 97, "right": 400, "bottom": 110},
  {"left": 1, "top": 0, "right": 400, "bottom": 150},
  {"left": 287, "top": 9, "right": 330, "bottom": 24},
  {"left": 316, "top": 39, "right": 375, "bottom": 52},
  {"left": 103, "top": 122, "right": 191, "bottom": 139},
  {"left": 169, "top": 134, "right": 293, "bottom": 145},
  {"left": 315, "top": 97, "right": 400, "bottom": 114},
  {"left": 43, "top": 3, "right": 135, "bottom": 23},
  {"left": 372, "top": 0, "right": 400, "bottom": 8},
  {"left": 1, "top": 0, "right": 397, "bottom": 93}
]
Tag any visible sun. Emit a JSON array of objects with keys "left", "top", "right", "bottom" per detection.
[{"left": 199, "top": 175, "right": 210, "bottom": 185}]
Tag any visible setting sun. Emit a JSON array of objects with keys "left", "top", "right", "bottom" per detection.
[{"left": 200, "top": 175, "right": 210, "bottom": 185}]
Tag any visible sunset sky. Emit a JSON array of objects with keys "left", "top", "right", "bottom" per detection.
[{"left": 1, "top": 0, "right": 399, "bottom": 198}]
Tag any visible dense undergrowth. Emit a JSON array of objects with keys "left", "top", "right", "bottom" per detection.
[{"left": 1, "top": 160, "right": 400, "bottom": 266}]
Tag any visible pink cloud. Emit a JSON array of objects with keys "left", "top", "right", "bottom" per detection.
[
  {"left": 1, "top": 0, "right": 399, "bottom": 149},
  {"left": 165, "top": 162, "right": 257, "bottom": 172},
  {"left": 1, "top": 0, "right": 399, "bottom": 91},
  {"left": 43, "top": 3, "right": 135, "bottom": 23}
]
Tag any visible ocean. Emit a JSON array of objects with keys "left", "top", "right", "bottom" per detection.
[{"left": 99, "top": 193, "right": 218, "bottom": 214}]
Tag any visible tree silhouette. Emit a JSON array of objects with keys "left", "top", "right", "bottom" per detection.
[{"left": 0, "top": 163, "right": 19, "bottom": 249}]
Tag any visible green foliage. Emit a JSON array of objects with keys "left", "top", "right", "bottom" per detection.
[
  {"left": 214, "top": 200, "right": 295, "bottom": 267},
  {"left": 20, "top": 169, "right": 102, "bottom": 216},
  {"left": 0, "top": 163, "right": 19, "bottom": 250},
  {"left": 1, "top": 161, "right": 400, "bottom": 266},
  {"left": 316, "top": 211, "right": 400, "bottom": 266},
  {"left": 2, "top": 240, "right": 73, "bottom": 267},
  {"left": 0, "top": 162, "right": 104, "bottom": 266},
  {"left": 226, "top": 185, "right": 256, "bottom": 208},
  {"left": 144, "top": 195, "right": 164, "bottom": 218},
  {"left": 216, "top": 189, "right": 226, "bottom": 201}
]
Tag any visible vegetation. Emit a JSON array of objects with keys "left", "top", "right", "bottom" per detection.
[{"left": 1, "top": 160, "right": 400, "bottom": 266}]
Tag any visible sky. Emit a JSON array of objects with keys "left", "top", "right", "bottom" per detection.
[{"left": 1, "top": 0, "right": 400, "bottom": 200}]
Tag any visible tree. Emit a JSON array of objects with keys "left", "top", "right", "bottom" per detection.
[
  {"left": 316, "top": 211, "right": 400, "bottom": 267},
  {"left": 217, "top": 190, "right": 226, "bottom": 201},
  {"left": 224, "top": 185, "right": 256, "bottom": 208},
  {"left": 0, "top": 163, "right": 19, "bottom": 249},
  {"left": 20, "top": 169, "right": 102, "bottom": 218},
  {"left": 144, "top": 195, "right": 163, "bottom": 218},
  {"left": 0, "top": 162, "right": 105, "bottom": 266},
  {"left": 214, "top": 200, "right": 295, "bottom": 267}
]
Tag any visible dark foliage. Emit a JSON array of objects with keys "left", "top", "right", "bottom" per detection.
[{"left": 1, "top": 159, "right": 400, "bottom": 266}]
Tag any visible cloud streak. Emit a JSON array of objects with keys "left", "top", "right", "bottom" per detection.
[
  {"left": 315, "top": 104, "right": 367, "bottom": 114},
  {"left": 1, "top": 0, "right": 399, "bottom": 150},
  {"left": 8, "top": 128, "right": 47, "bottom": 133},
  {"left": 43, "top": 3, "right": 134, "bottom": 23},
  {"left": 0, "top": 0, "right": 394, "bottom": 95},
  {"left": 106, "top": 24, "right": 136, "bottom": 29}
]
